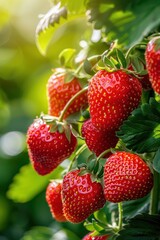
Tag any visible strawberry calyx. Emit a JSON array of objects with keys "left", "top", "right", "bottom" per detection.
[
  {"left": 76, "top": 147, "right": 120, "bottom": 181},
  {"left": 41, "top": 84, "right": 89, "bottom": 140},
  {"left": 83, "top": 40, "right": 149, "bottom": 79},
  {"left": 40, "top": 113, "right": 73, "bottom": 142},
  {"left": 76, "top": 155, "right": 105, "bottom": 181},
  {"left": 57, "top": 48, "right": 89, "bottom": 87}
]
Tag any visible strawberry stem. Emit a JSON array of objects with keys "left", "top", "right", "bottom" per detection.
[
  {"left": 67, "top": 144, "right": 87, "bottom": 172},
  {"left": 97, "top": 148, "right": 115, "bottom": 160},
  {"left": 149, "top": 169, "right": 160, "bottom": 215},
  {"left": 118, "top": 202, "right": 123, "bottom": 231},
  {"left": 58, "top": 87, "right": 88, "bottom": 122},
  {"left": 141, "top": 90, "right": 150, "bottom": 104},
  {"left": 125, "top": 42, "right": 146, "bottom": 63}
]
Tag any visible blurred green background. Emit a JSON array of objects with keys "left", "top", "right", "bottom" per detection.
[{"left": 0, "top": 0, "right": 90, "bottom": 239}]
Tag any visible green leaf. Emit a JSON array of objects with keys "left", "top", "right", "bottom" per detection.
[
  {"left": 21, "top": 226, "right": 81, "bottom": 240},
  {"left": 92, "top": 219, "right": 105, "bottom": 232},
  {"left": 60, "top": 0, "right": 86, "bottom": 14},
  {"left": 7, "top": 164, "right": 64, "bottom": 203},
  {"left": 103, "top": 56, "right": 117, "bottom": 69},
  {"left": 94, "top": 209, "right": 108, "bottom": 225},
  {"left": 83, "top": 59, "right": 95, "bottom": 75},
  {"left": 59, "top": 48, "right": 76, "bottom": 68},
  {"left": 63, "top": 70, "right": 75, "bottom": 83},
  {"left": 70, "top": 126, "right": 82, "bottom": 139},
  {"left": 64, "top": 126, "right": 71, "bottom": 142},
  {"left": 36, "top": 4, "right": 84, "bottom": 55},
  {"left": 93, "top": 160, "right": 99, "bottom": 175},
  {"left": 52, "top": 229, "right": 80, "bottom": 240},
  {"left": 84, "top": 221, "right": 95, "bottom": 231},
  {"left": 116, "top": 49, "right": 127, "bottom": 68},
  {"left": 87, "top": 158, "right": 97, "bottom": 172},
  {"left": 153, "top": 148, "right": 160, "bottom": 173},
  {"left": 130, "top": 57, "right": 145, "bottom": 74},
  {"left": 21, "top": 226, "right": 53, "bottom": 240},
  {"left": 36, "top": 4, "right": 67, "bottom": 55},
  {"left": 117, "top": 98, "right": 160, "bottom": 153},
  {"left": 97, "top": 165, "right": 104, "bottom": 178},
  {"left": 86, "top": 0, "right": 160, "bottom": 47},
  {"left": 116, "top": 214, "right": 160, "bottom": 240}
]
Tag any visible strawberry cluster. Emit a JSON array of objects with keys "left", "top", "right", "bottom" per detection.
[{"left": 26, "top": 37, "right": 160, "bottom": 238}]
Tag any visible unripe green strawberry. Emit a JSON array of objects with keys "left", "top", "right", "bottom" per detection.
[
  {"left": 88, "top": 70, "right": 142, "bottom": 131},
  {"left": 47, "top": 68, "right": 88, "bottom": 118},
  {"left": 46, "top": 181, "right": 66, "bottom": 222},
  {"left": 62, "top": 169, "right": 106, "bottom": 223},
  {"left": 26, "top": 119, "right": 77, "bottom": 175},
  {"left": 82, "top": 232, "right": 109, "bottom": 240},
  {"left": 145, "top": 37, "right": 160, "bottom": 94},
  {"left": 103, "top": 151, "right": 153, "bottom": 203},
  {"left": 81, "top": 119, "right": 118, "bottom": 157}
]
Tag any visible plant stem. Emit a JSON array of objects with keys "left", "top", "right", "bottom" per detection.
[
  {"left": 141, "top": 90, "right": 150, "bottom": 104},
  {"left": 125, "top": 42, "right": 146, "bottom": 61},
  {"left": 118, "top": 202, "right": 123, "bottom": 231},
  {"left": 67, "top": 144, "right": 87, "bottom": 172},
  {"left": 97, "top": 148, "right": 115, "bottom": 161},
  {"left": 58, "top": 87, "right": 88, "bottom": 122},
  {"left": 149, "top": 169, "right": 160, "bottom": 215}
]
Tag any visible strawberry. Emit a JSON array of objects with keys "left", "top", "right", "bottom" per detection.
[
  {"left": 88, "top": 70, "right": 142, "bottom": 131},
  {"left": 81, "top": 119, "right": 118, "bottom": 157},
  {"left": 145, "top": 36, "right": 160, "bottom": 94},
  {"left": 103, "top": 151, "right": 153, "bottom": 203},
  {"left": 26, "top": 119, "right": 77, "bottom": 175},
  {"left": 46, "top": 181, "right": 67, "bottom": 222},
  {"left": 47, "top": 68, "right": 88, "bottom": 118},
  {"left": 82, "top": 232, "right": 109, "bottom": 240},
  {"left": 62, "top": 169, "right": 106, "bottom": 223}
]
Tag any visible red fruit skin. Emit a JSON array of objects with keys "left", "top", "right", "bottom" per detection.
[
  {"left": 47, "top": 68, "right": 88, "bottom": 118},
  {"left": 88, "top": 70, "right": 142, "bottom": 131},
  {"left": 82, "top": 232, "right": 109, "bottom": 240},
  {"left": 81, "top": 119, "right": 118, "bottom": 157},
  {"left": 145, "top": 37, "right": 160, "bottom": 94},
  {"left": 103, "top": 152, "right": 153, "bottom": 203},
  {"left": 26, "top": 119, "right": 77, "bottom": 175},
  {"left": 46, "top": 181, "right": 67, "bottom": 222},
  {"left": 62, "top": 169, "right": 106, "bottom": 223}
]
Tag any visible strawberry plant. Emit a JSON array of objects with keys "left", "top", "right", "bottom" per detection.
[{"left": 5, "top": 1, "right": 160, "bottom": 240}]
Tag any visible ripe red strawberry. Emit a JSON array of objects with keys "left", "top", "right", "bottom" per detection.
[
  {"left": 26, "top": 119, "right": 77, "bottom": 175},
  {"left": 62, "top": 169, "right": 106, "bottom": 223},
  {"left": 81, "top": 119, "right": 118, "bottom": 157},
  {"left": 103, "top": 151, "right": 153, "bottom": 203},
  {"left": 47, "top": 68, "right": 88, "bottom": 118},
  {"left": 145, "top": 36, "right": 160, "bottom": 94},
  {"left": 46, "top": 181, "right": 67, "bottom": 222},
  {"left": 82, "top": 232, "right": 109, "bottom": 240},
  {"left": 88, "top": 70, "right": 142, "bottom": 131}
]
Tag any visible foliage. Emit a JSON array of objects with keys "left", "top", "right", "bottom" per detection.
[
  {"left": 7, "top": 164, "right": 64, "bottom": 203},
  {"left": 116, "top": 214, "right": 160, "bottom": 240},
  {"left": 86, "top": 0, "right": 160, "bottom": 46},
  {"left": 117, "top": 98, "right": 160, "bottom": 154}
]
